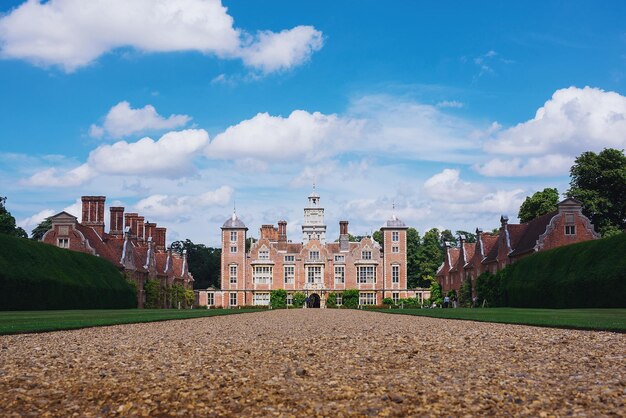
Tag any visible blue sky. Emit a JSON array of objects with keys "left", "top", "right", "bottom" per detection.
[{"left": 1, "top": 0, "right": 625, "bottom": 246}]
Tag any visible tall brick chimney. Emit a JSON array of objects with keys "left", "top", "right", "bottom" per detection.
[
  {"left": 144, "top": 222, "right": 157, "bottom": 241},
  {"left": 155, "top": 227, "right": 166, "bottom": 251},
  {"left": 124, "top": 213, "right": 138, "bottom": 238},
  {"left": 278, "top": 220, "right": 287, "bottom": 242},
  {"left": 109, "top": 207, "right": 124, "bottom": 236},
  {"left": 339, "top": 220, "right": 349, "bottom": 251},
  {"left": 260, "top": 224, "right": 278, "bottom": 241},
  {"left": 81, "top": 196, "right": 106, "bottom": 237},
  {"left": 134, "top": 216, "right": 145, "bottom": 243}
]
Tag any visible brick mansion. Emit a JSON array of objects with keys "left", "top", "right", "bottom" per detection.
[{"left": 197, "top": 190, "right": 429, "bottom": 308}]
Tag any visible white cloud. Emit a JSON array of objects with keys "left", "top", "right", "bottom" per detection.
[
  {"left": 21, "top": 163, "right": 95, "bottom": 187},
  {"left": 478, "top": 86, "right": 626, "bottom": 176},
  {"left": 0, "top": 0, "right": 323, "bottom": 73},
  {"left": 22, "top": 129, "right": 208, "bottom": 187},
  {"left": 134, "top": 186, "right": 233, "bottom": 219},
  {"left": 422, "top": 169, "right": 488, "bottom": 202},
  {"left": 88, "top": 129, "right": 209, "bottom": 177},
  {"left": 239, "top": 26, "right": 323, "bottom": 74},
  {"left": 18, "top": 208, "right": 55, "bottom": 232},
  {"left": 90, "top": 101, "right": 191, "bottom": 138},
  {"left": 474, "top": 154, "right": 575, "bottom": 177},
  {"left": 207, "top": 110, "right": 364, "bottom": 162}
]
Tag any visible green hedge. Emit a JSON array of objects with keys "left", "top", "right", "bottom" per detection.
[
  {"left": 0, "top": 234, "right": 137, "bottom": 310},
  {"left": 503, "top": 233, "right": 626, "bottom": 308}
]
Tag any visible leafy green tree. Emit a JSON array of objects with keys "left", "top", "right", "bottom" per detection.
[
  {"left": 31, "top": 218, "right": 52, "bottom": 240},
  {"left": 406, "top": 227, "right": 421, "bottom": 288},
  {"left": 428, "top": 278, "right": 443, "bottom": 306},
  {"left": 440, "top": 229, "right": 457, "bottom": 246},
  {"left": 245, "top": 237, "right": 256, "bottom": 252},
  {"left": 382, "top": 297, "right": 394, "bottom": 307},
  {"left": 458, "top": 278, "right": 473, "bottom": 307},
  {"left": 455, "top": 230, "right": 476, "bottom": 243},
  {"left": 270, "top": 289, "right": 287, "bottom": 309},
  {"left": 171, "top": 239, "right": 221, "bottom": 289},
  {"left": 415, "top": 228, "right": 444, "bottom": 286},
  {"left": 0, "top": 197, "right": 27, "bottom": 238},
  {"left": 518, "top": 188, "right": 559, "bottom": 223},
  {"left": 567, "top": 148, "right": 626, "bottom": 236},
  {"left": 144, "top": 279, "right": 164, "bottom": 309}
]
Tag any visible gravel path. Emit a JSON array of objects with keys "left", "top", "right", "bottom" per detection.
[{"left": 0, "top": 309, "right": 624, "bottom": 417}]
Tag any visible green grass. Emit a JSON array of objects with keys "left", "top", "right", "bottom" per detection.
[
  {"left": 371, "top": 308, "right": 626, "bottom": 332},
  {"left": 0, "top": 308, "right": 266, "bottom": 335}
]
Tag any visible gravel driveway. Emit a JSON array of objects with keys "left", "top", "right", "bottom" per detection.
[{"left": 0, "top": 309, "right": 624, "bottom": 417}]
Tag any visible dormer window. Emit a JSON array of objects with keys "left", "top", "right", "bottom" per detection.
[
  {"left": 259, "top": 249, "right": 269, "bottom": 260},
  {"left": 57, "top": 238, "right": 69, "bottom": 248},
  {"left": 309, "top": 250, "right": 320, "bottom": 260},
  {"left": 361, "top": 250, "right": 372, "bottom": 260},
  {"left": 565, "top": 225, "right": 576, "bottom": 235}
]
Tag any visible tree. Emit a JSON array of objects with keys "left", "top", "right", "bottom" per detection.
[
  {"left": 428, "top": 278, "right": 443, "bottom": 306},
  {"left": 455, "top": 230, "right": 476, "bottom": 243},
  {"left": 0, "top": 197, "right": 27, "bottom": 238},
  {"left": 171, "top": 239, "right": 221, "bottom": 289},
  {"left": 518, "top": 188, "right": 559, "bottom": 223},
  {"left": 31, "top": 218, "right": 52, "bottom": 240},
  {"left": 414, "top": 228, "right": 444, "bottom": 287},
  {"left": 405, "top": 227, "right": 421, "bottom": 288},
  {"left": 440, "top": 229, "right": 457, "bottom": 246},
  {"left": 567, "top": 148, "right": 626, "bottom": 236},
  {"left": 270, "top": 289, "right": 287, "bottom": 309}
]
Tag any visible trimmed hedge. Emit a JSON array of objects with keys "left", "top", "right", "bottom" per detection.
[
  {"left": 0, "top": 234, "right": 137, "bottom": 310},
  {"left": 503, "top": 233, "right": 626, "bottom": 308}
]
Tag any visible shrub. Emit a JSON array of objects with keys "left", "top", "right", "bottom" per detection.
[
  {"left": 292, "top": 292, "right": 306, "bottom": 308},
  {"left": 458, "top": 278, "right": 473, "bottom": 307},
  {"left": 429, "top": 280, "right": 443, "bottom": 306},
  {"left": 326, "top": 292, "right": 337, "bottom": 308},
  {"left": 475, "top": 271, "right": 506, "bottom": 307},
  {"left": 270, "top": 289, "right": 287, "bottom": 309},
  {"left": 503, "top": 233, "right": 626, "bottom": 308},
  {"left": 0, "top": 234, "right": 136, "bottom": 310},
  {"left": 342, "top": 289, "right": 359, "bottom": 308},
  {"left": 382, "top": 297, "right": 394, "bottom": 307},
  {"left": 144, "top": 279, "right": 164, "bottom": 309}
]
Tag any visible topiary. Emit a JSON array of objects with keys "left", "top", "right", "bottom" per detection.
[
  {"left": 270, "top": 289, "right": 287, "bottom": 309},
  {"left": 292, "top": 292, "right": 306, "bottom": 308}
]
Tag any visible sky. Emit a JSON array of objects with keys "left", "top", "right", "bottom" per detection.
[{"left": 1, "top": 0, "right": 626, "bottom": 246}]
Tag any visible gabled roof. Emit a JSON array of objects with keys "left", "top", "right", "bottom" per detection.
[
  {"left": 463, "top": 242, "right": 475, "bottom": 268},
  {"left": 509, "top": 211, "right": 557, "bottom": 257},
  {"left": 479, "top": 233, "right": 498, "bottom": 260},
  {"left": 447, "top": 247, "right": 461, "bottom": 272}
]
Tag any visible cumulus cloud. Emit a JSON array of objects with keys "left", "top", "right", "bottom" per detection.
[
  {"left": 422, "top": 169, "right": 488, "bottom": 202},
  {"left": 21, "top": 163, "right": 95, "bottom": 187},
  {"left": 134, "top": 186, "right": 233, "bottom": 219},
  {"left": 0, "top": 0, "right": 323, "bottom": 73},
  {"left": 436, "top": 100, "right": 464, "bottom": 108},
  {"left": 240, "top": 26, "right": 323, "bottom": 74},
  {"left": 22, "top": 129, "right": 208, "bottom": 187},
  {"left": 88, "top": 129, "right": 209, "bottom": 177},
  {"left": 89, "top": 101, "right": 191, "bottom": 138},
  {"left": 207, "top": 110, "right": 365, "bottom": 162},
  {"left": 478, "top": 86, "right": 626, "bottom": 176}
]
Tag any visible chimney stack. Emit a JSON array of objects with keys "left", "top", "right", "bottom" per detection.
[
  {"left": 260, "top": 224, "right": 278, "bottom": 241},
  {"left": 134, "top": 216, "right": 145, "bottom": 243},
  {"left": 124, "top": 213, "right": 138, "bottom": 237},
  {"left": 339, "top": 220, "right": 349, "bottom": 251},
  {"left": 500, "top": 215, "right": 509, "bottom": 227},
  {"left": 109, "top": 207, "right": 124, "bottom": 236},
  {"left": 278, "top": 220, "right": 287, "bottom": 242},
  {"left": 81, "top": 196, "right": 106, "bottom": 236},
  {"left": 155, "top": 227, "right": 166, "bottom": 251},
  {"left": 144, "top": 222, "right": 157, "bottom": 241}
]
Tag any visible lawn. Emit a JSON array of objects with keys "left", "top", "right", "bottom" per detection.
[
  {"left": 0, "top": 308, "right": 266, "bottom": 335},
  {"left": 370, "top": 307, "right": 626, "bottom": 332}
]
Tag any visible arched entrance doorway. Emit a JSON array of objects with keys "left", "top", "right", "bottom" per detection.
[{"left": 307, "top": 293, "right": 321, "bottom": 308}]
